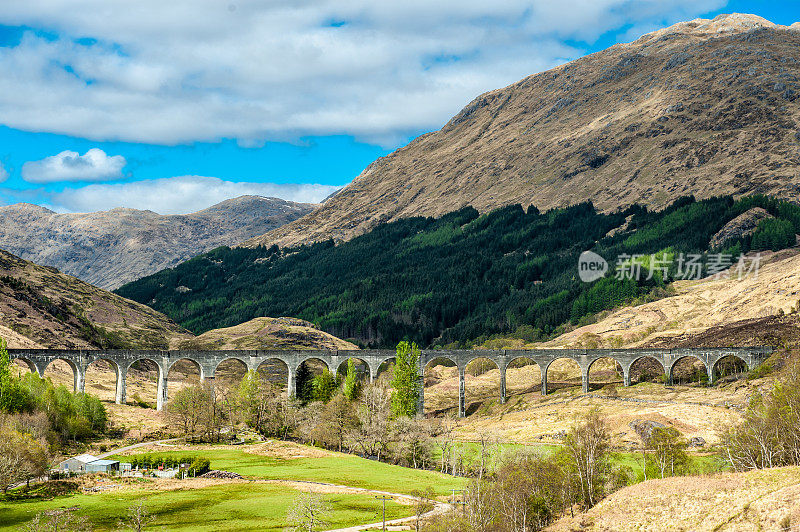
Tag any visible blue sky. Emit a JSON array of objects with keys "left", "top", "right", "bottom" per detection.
[{"left": 0, "top": 1, "right": 798, "bottom": 214}]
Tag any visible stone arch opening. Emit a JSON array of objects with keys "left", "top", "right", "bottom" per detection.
[
  {"left": 336, "top": 357, "right": 370, "bottom": 383},
  {"left": 670, "top": 356, "right": 708, "bottom": 385},
  {"left": 214, "top": 358, "right": 249, "bottom": 390},
  {"left": 167, "top": 358, "right": 203, "bottom": 395},
  {"left": 375, "top": 357, "right": 396, "bottom": 382},
  {"left": 506, "top": 356, "right": 542, "bottom": 397},
  {"left": 256, "top": 358, "right": 289, "bottom": 392},
  {"left": 11, "top": 357, "right": 36, "bottom": 379},
  {"left": 84, "top": 358, "right": 120, "bottom": 402},
  {"left": 628, "top": 356, "right": 665, "bottom": 385},
  {"left": 463, "top": 357, "right": 501, "bottom": 416},
  {"left": 545, "top": 357, "right": 582, "bottom": 393},
  {"left": 422, "top": 356, "right": 457, "bottom": 416},
  {"left": 43, "top": 358, "right": 78, "bottom": 392},
  {"left": 296, "top": 357, "right": 331, "bottom": 403},
  {"left": 712, "top": 355, "right": 748, "bottom": 382},
  {"left": 126, "top": 359, "right": 161, "bottom": 409},
  {"left": 587, "top": 357, "right": 623, "bottom": 392}
]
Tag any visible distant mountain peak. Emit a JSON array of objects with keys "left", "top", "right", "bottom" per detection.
[
  {"left": 242, "top": 13, "right": 800, "bottom": 250},
  {"left": 0, "top": 196, "right": 315, "bottom": 289}
]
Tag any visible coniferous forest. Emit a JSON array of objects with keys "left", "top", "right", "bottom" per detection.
[{"left": 116, "top": 195, "right": 800, "bottom": 348}]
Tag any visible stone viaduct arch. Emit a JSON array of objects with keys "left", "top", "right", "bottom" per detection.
[{"left": 8, "top": 347, "right": 771, "bottom": 416}]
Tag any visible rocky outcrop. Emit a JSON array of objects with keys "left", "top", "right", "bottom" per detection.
[
  {"left": 710, "top": 207, "right": 774, "bottom": 248},
  {"left": 243, "top": 14, "right": 800, "bottom": 250},
  {"left": 0, "top": 196, "right": 315, "bottom": 289}
]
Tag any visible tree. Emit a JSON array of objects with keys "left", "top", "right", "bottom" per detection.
[
  {"left": 648, "top": 427, "right": 688, "bottom": 478},
  {"left": 167, "top": 384, "right": 207, "bottom": 440},
  {"left": 391, "top": 341, "right": 421, "bottom": 418},
  {"left": 311, "top": 370, "right": 339, "bottom": 403},
  {"left": 286, "top": 491, "right": 331, "bottom": 532},
  {"left": 410, "top": 487, "right": 436, "bottom": 532},
  {"left": 23, "top": 509, "right": 92, "bottom": 532},
  {"left": 0, "top": 426, "right": 48, "bottom": 493},
  {"left": 462, "top": 479, "right": 495, "bottom": 532},
  {"left": 348, "top": 381, "right": 393, "bottom": 460},
  {"left": 342, "top": 359, "right": 362, "bottom": 400},
  {"left": 118, "top": 500, "right": 156, "bottom": 532},
  {"left": 560, "top": 409, "right": 612, "bottom": 508},
  {"left": 317, "top": 393, "right": 357, "bottom": 452}
]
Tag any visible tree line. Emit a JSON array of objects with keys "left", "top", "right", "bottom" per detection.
[{"left": 0, "top": 338, "right": 108, "bottom": 493}]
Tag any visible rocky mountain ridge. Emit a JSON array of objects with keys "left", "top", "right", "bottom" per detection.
[
  {"left": 0, "top": 195, "right": 315, "bottom": 289},
  {"left": 244, "top": 13, "right": 800, "bottom": 249}
]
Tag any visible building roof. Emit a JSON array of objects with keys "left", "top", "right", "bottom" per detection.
[
  {"left": 72, "top": 454, "right": 99, "bottom": 463},
  {"left": 87, "top": 459, "right": 119, "bottom": 466}
]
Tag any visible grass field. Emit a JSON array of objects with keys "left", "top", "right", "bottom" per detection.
[
  {"left": 0, "top": 481, "right": 409, "bottom": 532},
  {"left": 110, "top": 443, "right": 466, "bottom": 496}
]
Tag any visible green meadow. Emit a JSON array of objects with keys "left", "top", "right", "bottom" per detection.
[
  {"left": 0, "top": 482, "right": 408, "bottom": 532},
  {"left": 110, "top": 446, "right": 466, "bottom": 495},
  {"left": 1, "top": 444, "right": 466, "bottom": 531}
]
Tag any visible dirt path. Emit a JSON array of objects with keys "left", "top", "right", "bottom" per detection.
[{"left": 264, "top": 480, "right": 451, "bottom": 532}]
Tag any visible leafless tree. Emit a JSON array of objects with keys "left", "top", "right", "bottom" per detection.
[
  {"left": 410, "top": 487, "right": 437, "bottom": 532},
  {"left": 286, "top": 490, "right": 331, "bottom": 532},
  {"left": 561, "top": 408, "right": 611, "bottom": 508},
  {"left": 118, "top": 500, "right": 156, "bottom": 532}
]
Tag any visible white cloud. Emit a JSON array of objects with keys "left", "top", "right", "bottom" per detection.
[
  {"left": 49, "top": 175, "right": 338, "bottom": 214},
  {"left": 0, "top": 162, "right": 7, "bottom": 182},
  {"left": 22, "top": 148, "right": 126, "bottom": 183},
  {"left": 0, "top": 1, "right": 726, "bottom": 147}
]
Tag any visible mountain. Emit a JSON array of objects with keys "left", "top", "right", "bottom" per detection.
[
  {"left": 0, "top": 249, "right": 358, "bottom": 352},
  {"left": 0, "top": 196, "right": 315, "bottom": 290},
  {"left": 244, "top": 14, "right": 800, "bottom": 250},
  {"left": 0, "top": 248, "right": 192, "bottom": 349},
  {"left": 117, "top": 194, "right": 800, "bottom": 348}
]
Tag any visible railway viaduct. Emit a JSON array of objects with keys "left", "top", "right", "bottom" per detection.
[{"left": 9, "top": 347, "right": 772, "bottom": 417}]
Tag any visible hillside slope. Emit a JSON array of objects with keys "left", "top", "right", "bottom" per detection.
[
  {"left": 170, "top": 317, "right": 358, "bottom": 350},
  {"left": 0, "top": 248, "right": 192, "bottom": 349},
  {"left": 245, "top": 14, "right": 800, "bottom": 249},
  {"left": 543, "top": 248, "right": 800, "bottom": 349},
  {"left": 548, "top": 466, "right": 800, "bottom": 531},
  {"left": 0, "top": 196, "right": 314, "bottom": 289}
]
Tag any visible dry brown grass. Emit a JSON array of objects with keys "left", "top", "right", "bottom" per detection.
[
  {"left": 424, "top": 360, "right": 765, "bottom": 446},
  {"left": 547, "top": 466, "right": 800, "bottom": 532},
  {"left": 542, "top": 249, "right": 800, "bottom": 349}
]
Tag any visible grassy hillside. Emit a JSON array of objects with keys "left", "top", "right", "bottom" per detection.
[
  {"left": 117, "top": 195, "right": 800, "bottom": 348},
  {"left": 547, "top": 466, "right": 800, "bottom": 531},
  {"left": 0, "top": 248, "right": 192, "bottom": 349}
]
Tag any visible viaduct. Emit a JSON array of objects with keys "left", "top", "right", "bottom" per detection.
[{"left": 9, "top": 347, "right": 772, "bottom": 417}]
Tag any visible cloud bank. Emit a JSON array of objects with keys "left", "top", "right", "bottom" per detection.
[
  {"left": 48, "top": 175, "right": 339, "bottom": 214},
  {"left": 0, "top": 0, "right": 725, "bottom": 147},
  {"left": 0, "top": 162, "right": 7, "bottom": 183},
  {"left": 22, "top": 148, "right": 126, "bottom": 183}
]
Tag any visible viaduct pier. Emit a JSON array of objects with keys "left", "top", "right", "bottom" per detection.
[{"left": 10, "top": 347, "right": 772, "bottom": 417}]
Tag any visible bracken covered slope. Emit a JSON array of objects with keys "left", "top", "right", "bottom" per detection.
[
  {"left": 0, "top": 195, "right": 315, "bottom": 289},
  {"left": 0, "top": 248, "right": 192, "bottom": 349},
  {"left": 245, "top": 14, "right": 800, "bottom": 249},
  {"left": 170, "top": 317, "right": 358, "bottom": 350},
  {"left": 547, "top": 466, "right": 800, "bottom": 531}
]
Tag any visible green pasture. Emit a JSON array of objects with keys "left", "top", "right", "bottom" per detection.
[
  {"left": 110, "top": 445, "right": 466, "bottom": 496},
  {"left": 0, "top": 482, "right": 408, "bottom": 531}
]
